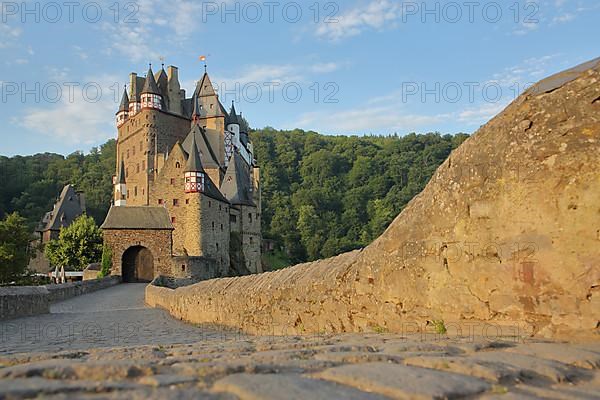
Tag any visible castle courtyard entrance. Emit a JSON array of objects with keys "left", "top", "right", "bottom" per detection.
[{"left": 122, "top": 246, "right": 154, "bottom": 283}]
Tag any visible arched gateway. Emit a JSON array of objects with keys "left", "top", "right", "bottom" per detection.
[
  {"left": 101, "top": 206, "right": 175, "bottom": 282},
  {"left": 122, "top": 246, "right": 154, "bottom": 282}
]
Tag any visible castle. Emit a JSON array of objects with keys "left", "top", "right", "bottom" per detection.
[{"left": 101, "top": 64, "right": 261, "bottom": 282}]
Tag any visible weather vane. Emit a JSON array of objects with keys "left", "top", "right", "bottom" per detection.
[
  {"left": 199, "top": 54, "right": 210, "bottom": 72},
  {"left": 159, "top": 56, "right": 165, "bottom": 68}
]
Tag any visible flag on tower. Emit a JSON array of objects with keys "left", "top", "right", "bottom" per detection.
[{"left": 199, "top": 55, "right": 206, "bottom": 62}]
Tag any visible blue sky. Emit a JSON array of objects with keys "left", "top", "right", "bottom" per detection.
[{"left": 0, "top": 0, "right": 598, "bottom": 156}]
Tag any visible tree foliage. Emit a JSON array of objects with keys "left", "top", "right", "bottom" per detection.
[
  {"left": 45, "top": 215, "right": 103, "bottom": 271},
  {"left": 0, "top": 140, "right": 115, "bottom": 230},
  {"left": 0, "top": 130, "right": 468, "bottom": 268},
  {"left": 252, "top": 128, "right": 469, "bottom": 263},
  {"left": 0, "top": 212, "right": 32, "bottom": 284}
]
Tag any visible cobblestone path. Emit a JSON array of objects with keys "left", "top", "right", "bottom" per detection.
[
  {"left": 0, "top": 285, "right": 599, "bottom": 398},
  {"left": 0, "top": 284, "right": 232, "bottom": 356}
]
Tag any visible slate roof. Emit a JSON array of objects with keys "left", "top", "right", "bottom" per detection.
[
  {"left": 192, "top": 95, "right": 206, "bottom": 118},
  {"left": 36, "top": 184, "right": 85, "bottom": 233},
  {"left": 101, "top": 206, "right": 174, "bottom": 230},
  {"left": 185, "top": 134, "right": 204, "bottom": 173},
  {"left": 118, "top": 159, "right": 126, "bottom": 184},
  {"left": 141, "top": 66, "right": 160, "bottom": 94},
  {"left": 182, "top": 125, "right": 221, "bottom": 170},
  {"left": 227, "top": 101, "right": 239, "bottom": 125},
  {"left": 220, "top": 151, "right": 255, "bottom": 206},
  {"left": 117, "top": 88, "right": 129, "bottom": 113}
]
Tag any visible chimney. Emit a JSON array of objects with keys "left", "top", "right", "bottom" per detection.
[
  {"left": 167, "top": 65, "right": 182, "bottom": 115},
  {"left": 129, "top": 72, "right": 138, "bottom": 100}
]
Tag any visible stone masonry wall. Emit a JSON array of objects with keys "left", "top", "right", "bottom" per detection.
[
  {"left": 147, "top": 60, "right": 600, "bottom": 339},
  {"left": 117, "top": 108, "right": 191, "bottom": 206},
  {"left": 0, "top": 276, "right": 119, "bottom": 320},
  {"left": 103, "top": 229, "right": 173, "bottom": 278}
]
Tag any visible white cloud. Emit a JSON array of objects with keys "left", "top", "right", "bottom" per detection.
[
  {"left": 315, "top": 0, "right": 401, "bottom": 41},
  {"left": 552, "top": 13, "right": 576, "bottom": 23},
  {"left": 310, "top": 62, "right": 340, "bottom": 74},
  {"left": 0, "top": 23, "right": 22, "bottom": 48},
  {"left": 18, "top": 74, "right": 121, "bottom": 146}
]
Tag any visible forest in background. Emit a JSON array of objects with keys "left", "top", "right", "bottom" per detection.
[{"left": 0, "top": 130, "right": 468, "bottom": 268}]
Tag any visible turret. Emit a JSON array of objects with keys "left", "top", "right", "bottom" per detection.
[
  {"left": 226, "top": 101, "right": 240, "bottom": 137},
  {"left": 184, "top": 134, "right": 205, "bottom": 193},
  {"left": 140, "top": 65, "right": 162, "bottom": 110},
  {"left": 116, "top": 87, "right": 129, "bottom": 127},
  {"left": 114, "top": 159, "right": 127, "bottom": 206}
]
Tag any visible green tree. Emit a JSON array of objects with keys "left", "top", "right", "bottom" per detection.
[
  {"left": 45, "top": 215, "right": 103, "bottom": 271},
  {"left": 0, "top": 213, "right": 32, "bottom": 284}
]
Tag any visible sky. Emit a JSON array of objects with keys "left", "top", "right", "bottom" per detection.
[{"left": 0, "top": 0, "right": 598, "bottom": 156}]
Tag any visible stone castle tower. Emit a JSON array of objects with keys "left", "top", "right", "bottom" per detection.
[{"left": 103, "top": 64, "right": 261, "bottom": 281}]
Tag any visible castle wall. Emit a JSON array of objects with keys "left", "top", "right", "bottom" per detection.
[
  {"left": 200, "top": 195, "right": 230, "bottom": 275},
  {"left": 148, "top": 147, "right": 188, "bottom": 255},
  {"left": 103, "top": 228, "right": 173, "bottom": 278},
  {"left": 239, "top": 205, "right": 262, "bottom": 273},
  {"left": 117, "top": 108, "right": 191, "bottom": 206}
]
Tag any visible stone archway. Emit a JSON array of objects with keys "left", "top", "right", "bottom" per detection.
[{"left": 122, "top": 246, "right": 154, "bottom": 283}]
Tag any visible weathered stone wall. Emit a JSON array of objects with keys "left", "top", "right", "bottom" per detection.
[
  {"left": 170, "top": 256, "right": 219, "bottom": 280},
  {"left": 0, "top": 287, "right": 49, "bottom": 320},
  {"left": 103, "top": 228, "right": 173, "bottom": 277},
  {"left": 239, "top": 204, "right": 262, "bottom": 274},
  {"left": 200, "top": 195, "right": 230, "bottom": 275},
  {"left": 45, "top": 276, "right": 121, "bottom": 303},
  {"left": 0, "top": 277, "right": 119, "bottom": 320},
  {"left": 147, "top": 60, "right": 600, "bottom": 339},
  {"left": 117, "top": 108, "right": 191, "bottom": 205}
]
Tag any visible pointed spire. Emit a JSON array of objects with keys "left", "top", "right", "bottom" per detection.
[
  {"left": 118, "top": 159, "right": 126, "bottom": 184},
  {"left": 117, "top": 86, "right": 129, "bottom": 113},
  {"left": 185, "top": 133, "right": 204, "bottom": 173},
  {"left": 227, "top": 100, "right": 239, "bottom": 125},
  {"left": 141, "top": 65, "right": 160, "bottom": 95}
]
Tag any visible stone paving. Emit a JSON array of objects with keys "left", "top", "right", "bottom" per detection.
[{"left": 0, "top": 285, "right": 599, "bottom": 399}]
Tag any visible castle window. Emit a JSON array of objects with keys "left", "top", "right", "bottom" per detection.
[
  {"left": 230, "top": 215, "right": 237, "bottom": 223},
  {"left": 248, "top": 213, "right": 252, "bottom": 222},
  {"left": 185, "top": 199, "right": 189, "bottom": 205},
  {"left": 210, "top": 104, "right": 214, "bottom": 109},
  {"left": 173, "top": 199, "right": 179, "bottom": 206},
  {"left": 136, "top": 164, "right": 140, "bottom": 173},
  {"left": 220, "top": 224, "right": 223, "bottom": 231},
  {"left": 181, "top": 264, "right": 185, "bottom": 272},
  {"left": 142, "top": 161, "right": 145, "bottom": 171},
  {"left": 212, "top": 222, "right": 215, "bottom": 229},
  {"left": 134, "top": 186, "right": 138, "bottom": 196},
  {"left": 127, "top": 150, "right": 130, "bottom": 159},
  {"left": 127, "top": 190, "right": 130, "bottom": 198},
  {"left": 250, "top": 237, "right": 253, "bottom": 244},
  {"left": 126, "top": 168, "right": 129, "bottom": 177},
  {"left": 219, "top": 204, "right": 221, "bottom": 211},
  {"left": 216, "top": 243, "right": 219, "bottom": 251},
  {"left": 171, "top": 217, "right": 176, "bottom": 223},
  {"left": 176, "top": 162, "right": 181, "bottom": 169},
  {"left": 158, "top": 199, "right": 163, "bottom": 205},
  {"left": 170, "top": 178, "right": 175, "bottom": 185},
  {"left": 208, "top": 201, "right": 211, "bottom": 208}
]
